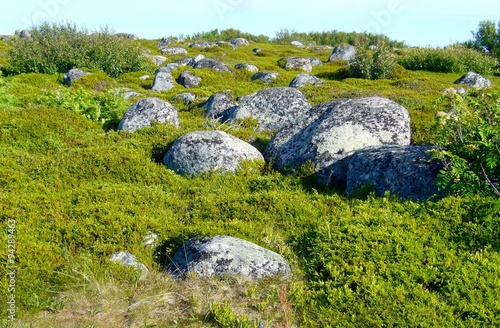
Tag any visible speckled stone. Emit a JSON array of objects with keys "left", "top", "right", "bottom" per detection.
[{"left": 118, "top": 97, "right": 180, "bottom": 132}]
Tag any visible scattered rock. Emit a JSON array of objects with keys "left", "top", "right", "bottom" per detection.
[
  {"left": 158, "top": 37, "right": 174, "bottom": 48},
  {"left": 112, "top": 87, "right": 140, "bottom": 99},
  {"left": 152, "top": 70, "right": 175, "bottom": 91},
  {"left": 368, "top": 44, "right": 378, "bottom": 50},
  {"left": 110, "top": 252, "right": 148, "bottom": 275},
  {"left": 306, "top": 57, "right": 323, "bottom": 67},
  {"left": 118, "top": 97, "right": 180, "bottom": 132},
  {"left": 18, "top": 29, "right": 31, "bottom": 39},
  {"left": 173, "top": 92, "right": 196, "bottom": 105},
  {"left": 193, "top": 58, "right": 231, "bottom": 72},
  {"left": 188, "top": 54, "right": 206, "bottom": 66},
  {"left": 251, "top": 71, "right": 279, "bottom": 83},
  {"left": 231, "top": 38, "right": 250, "bottom": 46},
  {"left": 163, "top": 130, "right": 264, "bottom": 176},
  {"left": 280, "top": 57, "right": 313, "bottom": 72},
  {"left": 115, "top": 33, "right": 139, "bottom": 40},
  {"left": 234, "top": 63, "right": 259, "bottom": 73},
  {"left": 252, "top": 48, "right": 262, "bottom": 53},
  {"left": 204, "top": 93, "right": 239, "bottom": 120},
  {"left": 177, "top": 57, "right": 194, "bottom": 66},
  {"left": 291, "top": 41, "right": 304, "bottom": 48},
  {"left": 176, "top": 71, "right": 202, "bottom": 88},
  {"left": 190, "top": 41, "right": 217, "bottom": 48},
  {"left": 455, "top": 72, "right": 492, "bottom": 89},
  {"left": 161, "top": 47, "right": 188, "bottom": 55},
  {"left": 225, "top": 87, "right": 312, "bottom": 131},
  {"left": 264, "top": 97, "right": 411, "bottom": 188},
  {"left": 139, "top": 75, "right": 150, "bottom": 80},
  {"left": 1, "top": 35, "right": 11, "bottom": 41},
  {"left": 166, "top": 235, "right": 290, "bottom": 278},
  {"left": 346, "top": 145, "right": 444, "bottom": 200},
  {"left": 289, "top": 73, "right": 323, "bottom": 88},
  {"left": 162, "top": 63, "right": 180, "bottom": 73},
  {"left": 329, "top": 44, "right": 356, "bottom": 62},
  {"left": 441, "top": 87, "right": 467, "bottom": 96},
  {"left": 148, "top": 55, "right": 167, "bottom": 66},
  {"left": 63, "top": 68, "right": 91, "bottom": 86},
  {"left": 143, "top": 232, "right": 159, "bottom": 247}
]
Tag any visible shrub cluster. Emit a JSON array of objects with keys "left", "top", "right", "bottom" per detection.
[
  {"left": 397, "top": 46, "right": 498, "bottom": 74},
  {"left": 6, "top": 22, "right": 151, "bottom": 77},
  {"left": 349, "top": 41, "right": 396, "bottom": 80}
]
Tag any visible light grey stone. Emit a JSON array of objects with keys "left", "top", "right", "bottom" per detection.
[
  {"left": 176, "top": 71, "right": 202, "bottom": 88},
  {"left": 251, "top": 71, "right": 279, "bottom": 83},
  {"left": 161, "top": 47, "right": 188, "bottom": 55},
  {"left": 289, "top": 73, "right": 323, "bottom": 88},
  {"left": 110, "top": 252, "right": 148, "bottom": 275},
  {"left": 235, "top": 63, "right": 259, "bottom": 73},
  {"left": 280, "top": 57, "right": 313, "bottom": 72},
  {"left": 193, "top": 58, "right": 231, "bottom": 72},
  {"left": 190, "top": 41, "right": 217, "bottom": 48},
  {"left": 152, "top": 71, "right": 175, "bottom": 91},
  {"left": 173, "top": 92, "right": 196, "bottom": 105},
  {"left": 329, "top": 44, "right": 356, "bottom": 62},
  {"left": 163, "top": 130, "right": 263, "bottom": 176},
  {"left": 166, "top": 235, "right": 290, "bottom": 278},
  {"left": 231, "top": 38, "right": 250, "bottom": 46},
  {"left": 455, "top": 72, "right": 492, "bottom": 89},
  {"left": 158, "top": 37, "right": 174, "bottom": 48},
  {"left": 346, "top": 145, "right": 444, "bottom": 200},
  {"left": 226, "top": 87, "right": 312, "bottom": 131},
  {"left": 149, "top": 55, "right": 167, "bottom": 66},
  {"left": 115, "top": 33, "right": 139, "bottom": 40},
  {"left": 63, "top": 68, "right": 90, "bottom": 86},
  {"left": 204, "top": 93, "right": 239, "bottom": 120},
  {"left": 264, "top": 97, "right": 411, "bottom": 188},
  {"left": 118, "top": 97, "right": 180, "bottom": 132},
  {"left": 306, "top": 57, "right": 323, "bottom": 67},
  {"left": 291, "top": 40, "right": 304, "bottom": 47}
]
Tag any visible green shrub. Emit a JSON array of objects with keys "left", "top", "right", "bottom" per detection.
[
  {"left": 7, "top": 22, "right": 150, "bottom": 77},
  {"left": 397, "top": 46, "right": 498, "bottom": 74},
  {"left": 432, "top": 92, "right": 500, "bottom": 197},
  {"left": 349, "top": 41, "right": 396, "bottom": 80}
]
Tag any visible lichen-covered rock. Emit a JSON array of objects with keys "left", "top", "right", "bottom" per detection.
[
  {"left": 152, "top": 70, "right": 175, "bottom": 91},
  {"left": 203, "top": 93, "right": 239, "bottom": 120},
  {"left": 166, "top": 235, "right": 290, "bottom": 278},
  {"left": 173, "top": 92, "right": 196, "bottom": 105},
  {"left": 189, "top": 41, "right": 217, "bottom": 48},
  {"left": 291, "top": 40, "right": 304, "bottom": 47},
  {"left": 226, "top": 87, "right": 312, "bottom": 131},
  {"left": 231, "top": 38, "right": 250, "bottom": 46},
  {"left": 161, "top": 47, "right": 188, "bottom": 55},
  {"left": 193, "top": 58, "right": 231, "bottom": 72},
  {"left": 18, "top": 29, "right": 31, "bottom": 39},
  {"left": 235, "top": 63, "right": 259, "bottom": 73},
  {"left": 176, "top": 71, "right": 202, "bottom": 88},
  {"left": 346, "top": 145, "right": 444, "bottom": 200},
  {"left": 251, "top": 71, "right": 279, "bottom": 83},
  {"left": 148, "top": 55, "right": 167, "bottom": 66},
  {"left": 118, "top": 97, "right": 180, "bottom": 132},
  {"left": 264, "top": 97, "right": 411, "bottom": 188},
  {"left": 306, "top": 57, "right": 323, "bottom": 67},
  {"left": 280, "top": 57, "right": 313, "bottom": 72},
  {"left": 329, "top": 44, "right": 356, "bottom": 62},
  {"left": 163, "top": 130, "right": 263, "bottom": 175},
  {"left": 455, "top": 72, "right": 492, "bottom": 89},
  {"left": 63, "top": 68, "right": 91, "bottom": 86},
  {"left": 158, "top": 37, "right": 174, "bottom": 48},
  {"left": 114, "top": 33, "right": 139, "bottom": 40},
  {"left": 110, "top": 252, "right": 148, "bottom": 275},
  {"left": 289, "top": 73, "right": 323, "bottom": 88}
]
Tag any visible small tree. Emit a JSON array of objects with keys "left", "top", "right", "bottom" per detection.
[
  {"left": 349, "top": 39, "right": 396, "bottom": 80},
  {"left": 467, "top": 20, "right": 500, "bottom": 58}
]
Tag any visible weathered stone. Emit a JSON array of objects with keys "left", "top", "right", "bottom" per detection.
[
  {"left": 152, "top": 71, "right": 175, "bottom": 91},
  {"left": 289, "top": 73, "right": 323, "bottom": 88},
  {"left": 63, "top": 68, "right": 90, "bottom": 86},
  {"left": 226, "top": 87, "right": 312, "bottom": 131},
  {"left": 112, "top": 87, "right": 140, "bottom": 99},
  {"left": 329, "top": 44, "right": 356, "bottom": 62},
  {"left": 166, "top": 235, "right": 290, "bottom": 278},
  {"left": 110, "top": 252, "right": 148, "bottom": 275},
  {"left": 115, "top": 33, "right": 139, "bottom": 40},
  {"left": 190, "top": 41, "right": 217, "bottom": 48},
  {"left": 251, "top": 72, "right": 279, "bottom": 83},
  {"left": 204, "top": 93, "right": 239, "bottom": 120},
  {"left": 118, "top": 97, "right": 179, "bottom": 132},
  {"left": 306, "top": 57, "right": 323, "bottom": 67},
  {"left": 173, "top": 92, "right": 196, "bottom": 105},
  {"left": 193, "top": 58, "right": 231, "bottom": 72},
  {"left": 291, "top": 40, "right": 304, "bottom": 47},
  {"left": 280, "top": 57, "right": 313, "bottom": 72},
  {"left": 346, "top": 145, "right": 444, "bottom": 200},
  {"left": 234, "top": 63, "right": 259, "bottom": 73},
  {"left": 231, "top": 38, "right": 250, "bottom": 46},
  {"left": 1, "top": 35, "right": 11, "bottom": 41},
  {"left": 455, "top": 72, "right": 492, "bottom": 89},
  {"left": 441, "top": 87, "right": 467, "bottom": 96},
  {"left": 158, "top": 37, "right": 174, "bottom": 48},
  {"left": 264, "top": 97, "right": 411, "bottom": 188},
  {"left": 18, "top": 29, "right": 31, "bottom": 38},
  {"left": 176, "top": 71, "right": 202, "bottom": 88},
  {"left": 161, "top": 47, "right": 188, "bottom": 55},
  {"left": 177, "top": 57, "right": 194, "bottom": 66},
  {"left": 139, "top": 75, "right": 150, "bottom": 80},
  {"left": 149, "top": 55, "right": 167, "bottom": 66},
  {"left": 163, "top": 130, "right": 263, "bottom": 176},
  {"left": 252, "top": 48, "right": 262, "bottom": 53},
  {"left": 162, "top": 63, "right": 180, "bottom": 73}
]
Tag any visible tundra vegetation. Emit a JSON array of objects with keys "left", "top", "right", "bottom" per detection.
[{"left": 0, "top": 22, "right": 499, "bottom": 327}]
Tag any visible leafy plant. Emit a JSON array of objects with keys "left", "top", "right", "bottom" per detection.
[
  {"left": 349, "top": 40, "right": 396, "bottom": 79},
  {"left": 432, "top": 92, "right": 500, "bottom": 197},
  {"left": 465, "top": 20, "right": 500, "bottom": 59}
]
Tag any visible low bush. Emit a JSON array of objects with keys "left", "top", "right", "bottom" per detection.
[{"left": 349, "top": 41, "right": 396, "bottom": 80}]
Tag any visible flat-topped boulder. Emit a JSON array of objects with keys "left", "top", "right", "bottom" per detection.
[
  {"left": 235, "top": 63, "right": 259, "bottom": 73},
  {"left": 455, "top": 72, "right": 492, "bottom": 89},
  {"left": 289, "top": 73, "right": 323, "bottom": 88},
  {"left": 193, "top": 58, "right": 231, "bottom": 72},
  {"left": 204, "top": 92, "right": 239, "bottom": 120},
  {"left": 161, "top": 47, "right": 188, "bottom": 55},
  {"left": 279, "top": 57, "right": 313, "bottom": 72},
  {"left": 251, "top": 71, "right": 279, "bottom": 83},
  {"left": 163, "top": 130, "right": 263, "bottom": 176},
  {"left": 231, "top": 38, "right": 250, "bottom": 46},
  {"left": 329, "top": 44, "right": 356, "bottom": 62},
  {"left": 176, "top": 71, "right": 202, "bottom": 88},
  {"left": 118, "top": 97, "right": 180, "bottom": 132},
  {"left": 152, "top": 70, "right": 175, "bottom": 91}
]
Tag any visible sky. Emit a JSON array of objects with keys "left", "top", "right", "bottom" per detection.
[{"left": 0, "top": 0, "right": 498, "bottom": 47}]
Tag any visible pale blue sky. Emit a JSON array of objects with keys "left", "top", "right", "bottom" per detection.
[{"left": 0, "top": 0, "right": 498, "bottom": 46}]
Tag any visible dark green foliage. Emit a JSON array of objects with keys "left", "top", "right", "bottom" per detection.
[
  {"left": 466, "top": 20, "right": 500, "bottom": 59},
  {"left": 349, "top": 40, "right": 396, "bottom": 79},
  {"left": 189, "top": 28, "right": 270, "bottom": 43},
  {"left": 397, "top": 46, "right": 498, "bottom": 74},
  {"left": 6, "top": 22, "right": 151, "bottom": 77},
  {"left": 432, "top": 92, "right": 500, "bottom": 197}
]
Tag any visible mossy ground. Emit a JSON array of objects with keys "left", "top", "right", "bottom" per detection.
[{"left": 1, "top": 37, "right": 500, "bottom": 327}]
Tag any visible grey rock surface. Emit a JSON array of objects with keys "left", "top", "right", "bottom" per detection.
[
  {"left": 114, "top": 33, "right": 139, "bottom": 40},
  {"left": 204, "top": 93, "right": 239, "bottom": 120},
  {"left": 110, "top": 252, "right": 148, "bottom": 275},
  {"left": 63, "top": 68, "right": 91, "bottom": 86},
  {"left": 148, "top": 55, "right": 167, "bottom": 66},
  {"left": 158, "top": 37, "right": 174, "bottom": 48},
  {"left": 455, "top": 72, "right": 492, "bottom": 89},
  {"left": 226, "top": 87, "right": 312, "bottom": 131},
  {"left": 173, "top": 92, "right": 196, "bottom": 105},
  {"left": 346, "top": 145, "right": 444, "bottom": 200},
  {"left": 306, "top": 57, "right": 323, "bottom": 67},
  {"left": 161, "top": 47, "right": 188, "bottom": 55},
  {"left": 118, "top": 97, "right": 180, "bottom": 132},
  {"left": 289, "top": 73, "right": 323, "bottom": 88},
  {"left": 176, "top": 71, "right": 202, "bottom": 88},
  {"left": 329, "top": 44, "right": 356, "bottom": 62},
  {"left": 235, "top": 63, "right": 259, "bottom": 73},
  {"left": 281, "top": 57, "right": 313, "bottom": 72},
  {"left": 152, "top": 71, "right": 175, "bottom": 91},
  {"left": 18, "top": 29, "right": 31, "bottom": 38},
  {"left": 264, "top": 97, "right": 411, "bottom": 188},
  {"left": 291, "top": 41, "right": 304, "bottom": 47},
  {"left": 190, "top": 41, "right": 217, "bottom": 48},
  {"left": 193, "top": 58, "right": 231, "bottom": 72},
  {"left": 166, "top": 235, "right": 290, "bottom": 278},
  {"left": 163, "top": 130, "right": 263, "bottom": 176},
  {"left": 251, "top": 72, "right": 279, "bottom": 83},
  {"left": 231, "top": 38, "right": 250, "bottom": 46}
]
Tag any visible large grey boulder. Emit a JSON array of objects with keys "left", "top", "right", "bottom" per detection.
[
  {"left": 152, "top": 70, "right": 175, "bottom": 91},
  {"left": 166, "top": 235, "right": 291, "bottom": 278},
  {"left": 251, "top": 71, "right": 279, "bottom": 83},
  {"left": 346, "top": 145, "right": 444, "bottom": 200},
  {"left": 231, "top": 38, "right": 250, "bottom": 46},
  {"left": 455, "top": 72, "right": 492, "bottom": 89},
  {"left": 118, "top": 97, "right": 180, "bottom": 132},
  {"left": 289, "top": 73, "right": 323, "bottom": 88},
  {"left": 176, "top": 71, "right": 202, "bottom": 88},
  {"left": 163, "top": 130, "right": 263, "bottom": 175},
  {"left": 148, "top": 55, "right": 167, "bottom": 66},
  {"left": 161, "top": 47, "right": 188, "bottom": 55},
  {"left": 203, "top": 93, "right": 239, "bottom": 120},
  {"left": 264, "top": 97, "right": 411, "bottom": 188},
  {"left": 190, "top": 41, "right": 217, "bottom": 48},
  {"left": 329, "top": 44, "right": 356, "bottom": 62},
  {"left": 63, "top": 68, "right": 91, "bottom": 86},
  {"left": 158, "top": 37, "right": 174, "bottom": 48},
  {"left": 280, "top": 57, "right": 313, "bottom": 72},
  {"left": 235, "top": 63, "right": 259, "bottom": 73},
  {"left": 193, "top": 58, "right": 231, "bottom": 72},
  {"left": 225, "top": 87, "right": 312, "bottom": 131}
]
